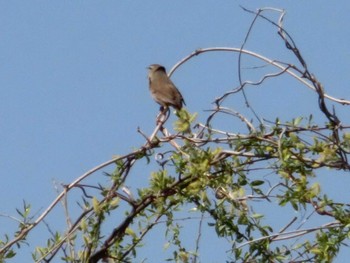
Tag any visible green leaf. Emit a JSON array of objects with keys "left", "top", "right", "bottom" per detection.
[
  {"left": 92, "top": 197, "right": 100, "bottom": 214},
  {"left": 251, "top": 213, "right": 264, "bottom": 219},
  {"left": 251, "top": 180, "right": 264, "bottom": 186}
]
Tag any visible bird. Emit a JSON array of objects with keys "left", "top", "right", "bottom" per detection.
[{"left": 148, "top": 64, "right": 185, "bottom": 111}]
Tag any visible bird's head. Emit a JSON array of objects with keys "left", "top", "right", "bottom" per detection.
[{"left": 148, "top": 64, "right": 166, "bottom": 74}]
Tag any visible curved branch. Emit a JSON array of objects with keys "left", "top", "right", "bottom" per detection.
[
  {"left": 0, "top": 112, "right": 168, "bottom": 255},
  {"left": 169, "top": 47, "right": 350, "bottom": 105},
  {"left": 236, "top": 221, "right": 342, "bottom": 249}
]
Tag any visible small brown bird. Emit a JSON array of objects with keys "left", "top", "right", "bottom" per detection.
[{"left": 148, "top": 64, "right": 185, "bottom": 111}]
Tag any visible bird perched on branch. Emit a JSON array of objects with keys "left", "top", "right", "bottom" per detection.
[{"left": 148, "top": 64, "right": 185, "bottom": 111}]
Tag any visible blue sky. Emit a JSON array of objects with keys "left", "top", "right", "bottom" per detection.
[{"left": 1, "top": 2, "right": 350, "bottom": 262}]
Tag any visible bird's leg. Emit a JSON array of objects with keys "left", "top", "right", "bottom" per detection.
[{"left": 156, "top": 106, "right": 170, "bottom": 125}]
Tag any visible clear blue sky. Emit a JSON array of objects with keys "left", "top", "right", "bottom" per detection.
[{"left": 1, "top": 2, "right": 349, "bottom": 262}]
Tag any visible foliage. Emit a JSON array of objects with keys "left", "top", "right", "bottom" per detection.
[{"left": 1, "top": 7, "right": 350, "bottom": 263}]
